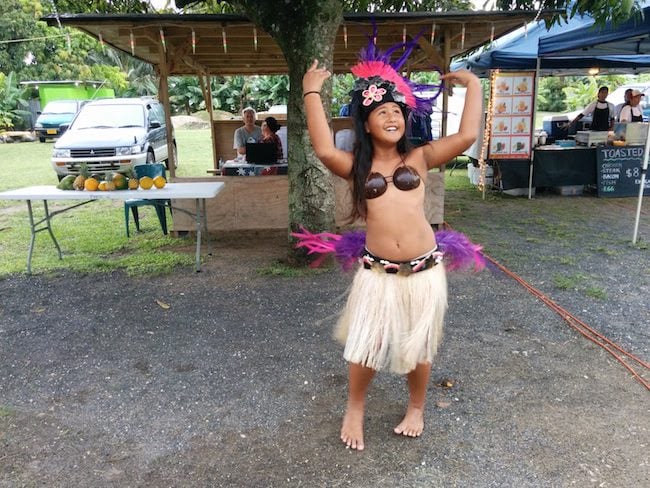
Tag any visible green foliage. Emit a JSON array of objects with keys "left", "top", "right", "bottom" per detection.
[
  {"left": 345, "top": 0, "right": 472, "bottom": 11},
  {"left": 177, "top": 0, "right": 242, "bottom": 13},
  {"left": 169, "top": 77, "right": 205, "bottom": 114},
  {"left": 88, "top": 47, "right": 157, "bottom": 96},
  {"left": 331, "top": 73, "right": 354, "bottom": 116},
  {"left": 563, "top": 77, "right": 598, "bottom": 111},
  {"left": 52, "top": 0, "right": 154, "bottom": 13},
  {"left": 251, "top": 75, "right": 289, "bottom": 109},
  {"left": 206, "top": 75, "right": 288, "bottom": 114},
  {"left": 495, "top": 0, "right": 639, "bottom": 26},
  {"left": 256, "top": 261, "right": 315, "bottom": 277},
  {"left": 537, "top": 77, "right": 568, "bottom": 112},
  {"left": 0, "top": 0, "right": 49, "bottom": 75},
  {"left": 0, "top": 72, "right": 31, "bottom": 130}
]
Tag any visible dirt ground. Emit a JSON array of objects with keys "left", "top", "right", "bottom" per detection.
[{"left": 0, "top": 187, "right": 648, "bottom": 487}]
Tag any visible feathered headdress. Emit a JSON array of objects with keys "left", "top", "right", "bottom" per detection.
[{"left": 350, "top": 23, "right": 444, "bottom": 119}]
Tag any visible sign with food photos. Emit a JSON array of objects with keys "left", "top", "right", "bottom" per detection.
[{"left": 489, "top": 72, "right": 535, "bottom": 160}]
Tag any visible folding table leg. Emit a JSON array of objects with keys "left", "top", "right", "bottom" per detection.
[
  {"left": 194, "top": 199, "right": 202, "bottom": 272},
  {"left": 26, "top": 200, "right": 63, "bottom": 275},
  {"left": 201, "top": 198, "right": 212, "bottom": 256}
]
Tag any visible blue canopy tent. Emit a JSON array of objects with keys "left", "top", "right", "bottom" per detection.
[
  {"left": 451, "top": 13, "right": 650, "bottom": 75},
  {"left": 451, "top": 10, "right": 650, "bottom": 201},
  {"left": 538, "top": 6, "right": 650, "bottom": 57},
  {"left": 537, "top": 5, "right": 650, "bottom": 244}
]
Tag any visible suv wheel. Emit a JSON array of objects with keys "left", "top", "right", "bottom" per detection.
[{"left": 146, "top": 150, "right": 155, "bottom": 164}]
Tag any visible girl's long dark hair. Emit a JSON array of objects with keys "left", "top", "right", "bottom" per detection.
[{"left": 350, "top": 103, "right": 411, "bottom": 221}]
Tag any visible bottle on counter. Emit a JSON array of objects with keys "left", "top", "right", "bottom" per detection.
[{"left": 539, "top": 131, "right": 547, "bottom": 145}]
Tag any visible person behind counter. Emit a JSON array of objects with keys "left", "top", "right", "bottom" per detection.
[
  {"left": 261, "top": 116, "right": 284, "bottom": 161},
  {"left": 618, "top": 90, "right": 645, "bottom": 123},
  {"left": 233, "top": 106, "right": 262, "bottom": 156},
  {"left": 568, "top": 86, "right": 615, "bottom": 132},
  {"left": 614, "top": 88, "right": 633, "bottom": 121}
]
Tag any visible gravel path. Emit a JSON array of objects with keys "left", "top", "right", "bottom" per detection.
[{"left": 0, "top": 188, "right": 648, "bottom": 487}]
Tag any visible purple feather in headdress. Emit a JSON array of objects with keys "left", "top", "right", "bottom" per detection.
[{"left": 351, "top": 21, "right": 444, "bottom": 117}]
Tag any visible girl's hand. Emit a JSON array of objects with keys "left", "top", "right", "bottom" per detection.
[
  {"left": 303, "top": 59, "right": 331, "bottom": 93},
  {"left": 441, "top": 69, "right": 480, "bottom": 88}
]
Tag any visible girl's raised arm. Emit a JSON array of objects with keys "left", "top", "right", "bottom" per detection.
[
  {"left": 303, "top": 60, "right": 354, "bottom": 178},
  {"left": 421, "top": 70, "right": 483, "bottom": 169}
]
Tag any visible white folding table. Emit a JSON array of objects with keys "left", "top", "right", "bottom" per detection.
[{"left": 0, "top": 182, "right": 224, "bottom": 274}]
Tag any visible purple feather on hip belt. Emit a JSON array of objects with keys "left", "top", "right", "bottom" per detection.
[{"left": 291, "top": 227, "right": 485, "bottom": 272}]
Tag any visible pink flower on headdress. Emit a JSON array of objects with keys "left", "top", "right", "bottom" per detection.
[{"left": 362, "top": 84, "right": 387, "bottom": 106}]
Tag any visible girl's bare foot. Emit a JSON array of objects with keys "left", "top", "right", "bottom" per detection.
[
  {"left": 393, "top": 405, "right": 424, "bottom": 437},
  {"left": 340, "top": 402, "right": 365, "bottom": 450}
]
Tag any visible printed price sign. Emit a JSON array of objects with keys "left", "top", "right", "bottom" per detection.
[{"left": 488, "top": 71, "right": 535, "bottom": 160}]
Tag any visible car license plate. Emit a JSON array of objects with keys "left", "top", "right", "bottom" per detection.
[{"left": 46, "top": 129, "right": 57, "bottom": 135}]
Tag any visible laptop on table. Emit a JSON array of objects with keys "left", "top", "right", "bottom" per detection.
[{"left": 246, "top": 143, "right": 277, "bottom": 165}]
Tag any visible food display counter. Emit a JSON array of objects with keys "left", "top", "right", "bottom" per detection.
[
  {"left": 496, "top": 144, "right": 649, "bottom": 197},
  {"left": 532, "top": 146, "right": 598, "bottom": 187},
  {"left": 497, "top": 146, "right": 596, "bottom": 190}
]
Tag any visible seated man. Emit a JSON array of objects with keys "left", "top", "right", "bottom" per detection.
[{"left": 233, "top": 107, "right": 262, "bottom": 157}]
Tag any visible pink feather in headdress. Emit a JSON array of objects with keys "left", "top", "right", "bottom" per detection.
[
  {"left": 349, "top": 22, "right": 443, "bottom": 117},
  {"left": 351, "top": 61, "right": 417, "bottom": 109}
]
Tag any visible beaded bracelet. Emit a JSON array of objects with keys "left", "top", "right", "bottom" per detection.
[{"left": 303, "top": 91, "right": 321, "bottom": 98}]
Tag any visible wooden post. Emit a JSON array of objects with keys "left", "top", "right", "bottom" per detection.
[
  {"left": 157, "top": 39, "right": 176, "bottom": 178},
  {"left": 199, "top": 73, "right": 219, "bottom": 170},
  {"left": 442, "top": 26, "right": 452, "bottom": 140}
]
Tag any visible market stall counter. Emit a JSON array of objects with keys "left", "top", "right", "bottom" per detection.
[
  {"left": 170, "top": 172, "right": 446, "bottom": 232},
  {"left": 0, "top": 182, "right": 224, "bottom": 274},
  {"left": 497, "top": 145, "right": 597, "bottom": 191},
  {"left": 496, "top": 143, "right": 650, "bottom": 197}
]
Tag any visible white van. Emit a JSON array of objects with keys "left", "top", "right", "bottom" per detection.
[{"left": 51, "top": 98, "right": 176, "bottom": 180}]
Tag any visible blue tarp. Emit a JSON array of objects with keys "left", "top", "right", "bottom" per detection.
[
  {"left": 451, "top": 10, "right": 650, "bottom": 76},
  {"left": 538, "top": 7, "right": 650, "bottom": 57}
]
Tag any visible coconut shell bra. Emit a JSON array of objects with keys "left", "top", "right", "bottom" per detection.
[{"left": 364, "top": 159, "right": 421, "bottom": 199}]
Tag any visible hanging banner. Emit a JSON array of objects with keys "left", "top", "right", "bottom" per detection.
[{"left": 488, "top": 71, "right": 535, "bottom": 160}]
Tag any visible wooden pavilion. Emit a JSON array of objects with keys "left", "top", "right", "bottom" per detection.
[{"left": 43, "top": 10, "right": 555, "bottom": 231}]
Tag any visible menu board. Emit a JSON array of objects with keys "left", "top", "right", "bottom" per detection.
[
  {"left": 596, "top": 146, "right": 650, "bottom": 197},
  {"left": 489, "top": 72, "right": 535, "bottom": 160}
]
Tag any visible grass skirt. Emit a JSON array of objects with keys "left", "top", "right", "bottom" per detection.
[{"left": 335, "top": 263, "right": 447, "bottom": 374}]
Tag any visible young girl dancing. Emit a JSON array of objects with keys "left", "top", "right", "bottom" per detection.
[{"left": 301, "top": 39, "right": 483, "bottom": 451}]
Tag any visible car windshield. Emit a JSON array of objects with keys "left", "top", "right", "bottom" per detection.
[
  {"left": 72, "top": 104, "right": 145, "bottom": 130},
  {"left": 43, "top": 101, "right": 79, "bottom": 114}
]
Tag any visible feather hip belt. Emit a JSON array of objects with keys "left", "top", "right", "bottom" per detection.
[{"left": 291, "top": 228, "right": 485, "bottom": 273}]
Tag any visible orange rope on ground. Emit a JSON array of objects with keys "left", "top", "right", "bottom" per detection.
[
  {"left": 608, "top": 200, "right": 649, "bottom": 216},
  {"left": 485, "top": 255, "right": 650, "bottom": 391},
  {"left": 442, "top": 223, "right": 649, "bottom": 391}
]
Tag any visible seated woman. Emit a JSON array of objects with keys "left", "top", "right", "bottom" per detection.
[{"left": 261, "top": 117, "right": 284, "bottom": 161}]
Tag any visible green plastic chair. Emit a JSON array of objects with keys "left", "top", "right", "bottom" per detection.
[{"left": 124, "top": 163, "right": 170, "bottom": 237}]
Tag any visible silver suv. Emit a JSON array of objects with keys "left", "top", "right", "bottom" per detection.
[{"left": 51, "top": 97, "right": 176, "bottom": 179}]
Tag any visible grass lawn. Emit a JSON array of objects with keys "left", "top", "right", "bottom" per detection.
[
  {"left": 0, "top": 129, "right": 475, "bottom": 276},
  {"left": 0, "top": 130, "right": 214, "bottom": 276}
]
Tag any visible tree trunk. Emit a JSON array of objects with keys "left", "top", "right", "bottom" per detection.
[{"left": 233, "top": 0, "right": 344, "bottom": 263}]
